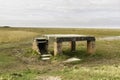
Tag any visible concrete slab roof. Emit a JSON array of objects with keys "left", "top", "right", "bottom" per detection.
[{"left": 43, "top": 34, "right": 87, "bottom": 38}]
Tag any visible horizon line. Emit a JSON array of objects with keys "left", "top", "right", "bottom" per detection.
[{"left": 0, "top": 26, "right": 120, "bottom": 29}]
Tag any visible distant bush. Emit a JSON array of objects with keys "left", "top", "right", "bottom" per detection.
[{"left": 2, "top": 26, "right": 11, "bottom": 28}]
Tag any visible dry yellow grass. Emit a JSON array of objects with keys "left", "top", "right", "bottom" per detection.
[{"left": 0, "top": 30, "right": 38, "bottom": 43}]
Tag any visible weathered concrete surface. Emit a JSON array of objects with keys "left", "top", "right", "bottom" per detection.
[
  {"left": 33, "top": 34, "right": 96, "bottom": 56},
  {"left": 32, "top": 40, "right": 40, "bottom": 54},
  {"left": 43, "top": 34, "right": 86, "bottom": 38}
]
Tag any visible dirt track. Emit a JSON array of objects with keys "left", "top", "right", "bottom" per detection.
[{"left": 97, "top": 36, "right": 120, "bottom": 41}]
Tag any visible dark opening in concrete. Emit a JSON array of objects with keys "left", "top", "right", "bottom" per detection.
[{"left": 36, "top": 39, "right": 48, "bottom": 54}]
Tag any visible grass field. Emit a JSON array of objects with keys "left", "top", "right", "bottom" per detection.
[{"left": 0, "top": 27, "right": 120, "bottom": 80}]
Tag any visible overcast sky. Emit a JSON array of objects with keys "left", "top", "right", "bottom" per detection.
[{"left": 0, "top": 0, "right": 120, "bottom": 28}]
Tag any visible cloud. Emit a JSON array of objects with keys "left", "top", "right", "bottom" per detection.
[{"left": 0, "top": 0, "right": 120, "bottom": 27}]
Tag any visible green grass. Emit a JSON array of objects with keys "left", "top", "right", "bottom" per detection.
[{"left": 0, "top": 27, "right": 120, "bottom": 80}]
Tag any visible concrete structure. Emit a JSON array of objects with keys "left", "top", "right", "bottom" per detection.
[{"left": 32, "top": 34, "right": 96, "bottom": 56}]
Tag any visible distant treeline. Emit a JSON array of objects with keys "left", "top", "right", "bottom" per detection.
[{"left": 0, "top": 26, "right": 11, "bottom": 28}]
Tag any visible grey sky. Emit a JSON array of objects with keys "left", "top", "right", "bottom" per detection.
[{"left": 0, "top": 0, "right": 120, "bottom": 28}]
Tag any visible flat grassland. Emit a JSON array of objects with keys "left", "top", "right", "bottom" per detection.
[{"left": 0, "top": 27, "right": 120, "bottom": 80}]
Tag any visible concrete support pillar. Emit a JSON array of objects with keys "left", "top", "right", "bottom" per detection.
[
  {"left": 54, "top": 41, "right": 62, "bottom": 56},
  {"left": 32, "top": 40, "right": 40, "bottom": 54},
  {"left": 71, "top": 41, "right": 76, "bottom": 52},
  {"left": 87, "top": 40, "right": 95, "bottom": 54}
]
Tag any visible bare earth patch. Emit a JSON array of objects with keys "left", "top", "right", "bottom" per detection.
[{"left": 35, "top": 76, "right": 61, "bottom": 80}]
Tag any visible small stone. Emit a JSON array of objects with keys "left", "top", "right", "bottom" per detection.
[{"left": 63, "top": 57, "right": 81, "bottom": 63}]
